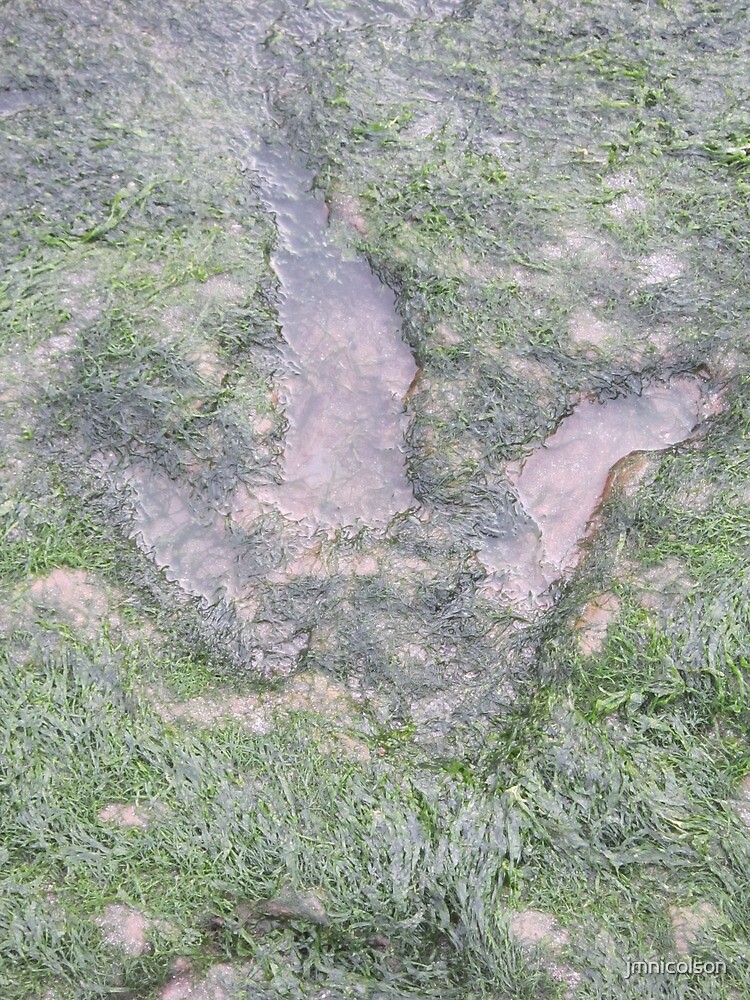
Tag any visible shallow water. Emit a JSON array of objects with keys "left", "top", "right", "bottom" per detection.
[
  {"left": 480, "top": 378, "right": 703, "bottom": 601},
  {"left": 248, "top": 144, "right": 417, "bottom": 526},
  {"left": 116, "top": 463, "right": 248, "bottom": 607}
]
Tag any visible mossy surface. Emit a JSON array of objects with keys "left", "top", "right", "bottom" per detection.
[{"left": 2, "top": 0, "right": 750, "bottom": 997}]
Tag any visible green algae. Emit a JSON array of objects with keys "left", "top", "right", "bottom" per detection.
[{"left": 2, "top": 0, "right": 750, "bottom": 997}]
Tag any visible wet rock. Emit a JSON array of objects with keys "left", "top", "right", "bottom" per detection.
[
  {"left": 630, "top": 557, "right": 693, "bottom": 614},
  {"left": 387, "top": 554, "right": 442, "bottom": 601},
  {"left": 410, "top": 689, "right": 455, "bottom": 728},
  {"left": 153, "top": 669, "right": 368, "bottom": 737},
  {"left": 34, "top": 334, "right": 76, "bottom": 365},
  {"left": 97, "top": 801, "right": 170, "bottom": 829},
  {"left": 547, "top": 961, "right": 583, "bottom": 998},
  {"left": 568, "top": 308, "right": 619, "bottom": 348},
  {"left": 432, "top": 322, "right": 463, "bottom": 346},
  {"left": 155, "top": 688, "right": 271, "bottom": 733},
  {"left": 252, "top": 623, "right": 310, "bottom": 677},
  {"left": 564, "top": 227, "right": 612, "bottom": 261},
  {"left": 159, "top": 962, "right": 244, "bottom": 1000},
  {"left": 253, "top": 413, "right": 275, "bottom": 436},
  {"left": 640, "top": 251, "right": 684, "bottom": 285},
  {"left": 509, "top": 909, "right": 570, "bottom": 950},
  {"left": 58, "top": 269, "right": 102, "bottom": 333},
  {"left": 575, "top": 593, "right": 620, "bottom": 657},
  {"left": 160, "top": 973, "right": 194, "bottom": 1000},
  {"left": 197, "top": 275, "right": 245, "bottom": 302},
  {"left": 159, "top": 304, "right": 193, "bottom": 346},
  {"left": 97, "top": 803, "right": 150, "bottom": 829},
  {"left": 170, "top": 957, "right": 194, "bottom": 977},
  {"left": 185, "top": 343, "right": 228, "bottom": 385},
  {"left": 477, "top": 520, "right": 553, "bottom": 610},
  {"left": 236, "top": 887, "right": 328, "bottom": 928},
  {"left": 541, "top": 228, "right": 618, "bottom": 272},
  {"left": 96, "top": 904, "right": 150, "bottom": 957},
  {"left": 0, "top": 88, "right": 40, "bottom": 117},
  {"left": 669, "top": 902, "right": 719, "bottom": 954},
  {"left": 26, "top": 569, "right": 113, "bottom": 637},
  {"left": 604, "top": 172, "right": 646, "bottom": 219},
  {"left": 281, "top": 671, "right": 359, "bottom": 719},
  {"left": 338, "top": 552, "right": 380, "bottom": 577},
  {"left": 321, "top": 733, "right": 371, "bottom": 762},
  {"left": 263, "top": 539, "right": 332, "bottom": 582},
  {"left": 327, "top": 191, "right": 368, "bottom": 235}
]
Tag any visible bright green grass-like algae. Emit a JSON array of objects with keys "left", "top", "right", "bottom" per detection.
[{"left": 2, "top": 0, "right": 750, "bottom": 997}]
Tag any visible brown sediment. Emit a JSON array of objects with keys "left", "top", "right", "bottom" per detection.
[
  {"left": 403, "top": 366, "right": 424, "bottom": 403},
  {"left": 91, "top": 148, "right": 419, "bottom": 618},
  {"left": 513, "top": 380, "right": 702, "bottom": 572},
  {"left": 599, "top": 449, "right": 655, "bottom": 501},
  {"left": 583, "top": 450, "right": 659, "bottom": 545},
  {"left": 114, "top": 463, "right": 249, "bottom": 608}
]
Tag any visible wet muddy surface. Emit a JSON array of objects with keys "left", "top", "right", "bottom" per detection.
[
  {"left": 113, "top": 461, "right": 249, "bottom": 607},
  {"left": 480, "top": 378, "right": 703, "bottom": 602},
  {"left": 88, "top": 147, "right": 417, "bottom": 611},
  {"left": 248, "top": 144, "right": 417, "bottom": 527}
]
